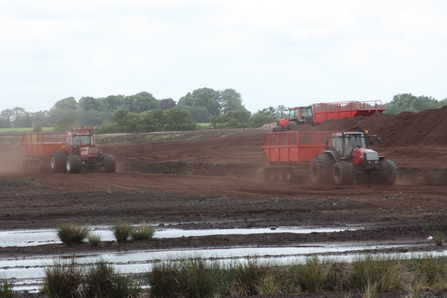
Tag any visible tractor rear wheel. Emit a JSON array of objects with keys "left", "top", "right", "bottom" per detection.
[
  {"left": 285, "top": 121, "right": 299, "bottom": 131},
  {"left": 333, "top": 161, "right": 355, "bottom": 185},
  {"left": 101, "top": 154, "right": 116, "bottom": 173},
  {"left": 376, "top": 160, "right": 397, "bottom": 185},
  {"left": 50, "top": 150, "right": 69, "bottom": 173},
  {"left": 272, "top": 126, "right": 285, "bottom": 132},
  {"left": 310, "top": 154, "right": 335, "bottom": 185},
  {"left": 66, "top": 155, "right": 82, "bottom": 174}
]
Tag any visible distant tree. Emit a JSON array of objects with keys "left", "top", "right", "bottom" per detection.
[
  {"left": 219, "top": 89, "right": 245, "bottom": 114},
  {"left": 181, "top": 106, "right": 210, "bottom": 123},
  {"left": 112, "top": 109, "right": 130, "bottom": 132},
  {"left": 211, "top": 110, "right": 251, "bottom": 129},
  {"left": 100, "top": 95, "right": 125, "bottom": 112},
  {"left": 141, "top": 109, "right": 165, "bottom": 132},
  {"left": 163, "top": 109, "right": 197, "bottom": 131},
  {"left": 78, "top": 96, "right": 98, "bottom": 110},
  {"left": 276, "top": 105, "right": 288, "bottom": 118},
  {"left": 178, "top": 88, "right": 221, "bottom": 120},
  {"left": 0, "top": 109, "right": 13, "bottom": 128},
  {"left": 53, "top": 117, "right": 76, "bottom": 132},
  {"left": 125, "top": 92, "right": 160, "bottom": 113},
  {"left": 31, "top": 110, "right": 50, "bottom": 127},
  {"left": 12, "top": 107, "right": 32, "bottom": 127},
  {"left": 125, "top": 112, "right": 144, "bottom": 133},
  {"left": 384, "top": 93, "right": 446, "bottom": 114},
  {"left": 54, "top": 97, "right": 78, "bottom": 110},
  {"left": 249, "top": 110, "right": 277, "bottom": 128},
  {"left": 32, "top": 125, "right": 43, "bottom": 132},
  {"left": 160, "top": 98, "right": 176, "bottom": 110}
]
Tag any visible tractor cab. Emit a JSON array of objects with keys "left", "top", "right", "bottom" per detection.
[
  {"left": 330, "top": 132, "right": 380, "bottom": 169},
  {"left": 288, "top": 106, "right": 313, "bottom": 122},
  {"left": 65, "top": 126, "right": 99, "bottom": 157}
]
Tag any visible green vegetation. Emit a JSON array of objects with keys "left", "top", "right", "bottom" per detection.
[
  {"left": 112, "top": 222, "right": 157, "bottom": 242},
  {"left": 112, "top": 222, "right": 133, "bottom": 242},
  {"left": 130, "top": 222, "right": 156, "bottom": 241},
  {"left": 0, "top": 127, "right": 53, "bottom": 132},
  {"left": 42, "top": 258, "right": 139, "bottom": 298},
  {"left": 0, "top": 279, "right": 15, "bottom": 298},
  {"left": 384, "top": 93, "right": 447, "bottom": 114},
  {"left": 87, "top": 234, "right": 102, "bottom": 246},
  {"left": 56, "top": 223, "right": 91, "bottom": 245},
  {"left": 147, "top": 254, "right": 447, "bottom": 297},
  {"left": 433, "top": 230, "right": 445, "bottom": 246}
]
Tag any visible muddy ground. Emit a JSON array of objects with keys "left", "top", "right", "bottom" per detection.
[{"left": 1, "top": 108, "right": 447, "bottom": 297}]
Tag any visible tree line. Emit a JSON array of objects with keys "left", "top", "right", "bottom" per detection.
[{"left": 0, "top": 90, "right": 446, "bottom": 132}]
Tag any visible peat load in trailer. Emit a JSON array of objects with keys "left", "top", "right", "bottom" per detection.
[
  {"left": 273, "top": 100, "right": 386, "bottom": 132},
  {"left": 22, "top": 126, "right": 116, "bottom": 174},
  {"left": 262, "top": 131, "right": 396, "bottom": 185}
]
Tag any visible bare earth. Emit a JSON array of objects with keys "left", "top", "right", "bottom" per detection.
[{"left": 1, "top": 109, "right": 447, "bottom": 297}]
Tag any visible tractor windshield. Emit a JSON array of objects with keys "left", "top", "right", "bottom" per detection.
[
  {"left": 344, "top": 135, "right": 366, "bottom": 154},
  {"left": 73, "top": 135, "right": 93, "bottom": 146}
]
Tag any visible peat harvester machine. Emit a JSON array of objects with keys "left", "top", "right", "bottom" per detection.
[
  {"left": 22, "top": 126, "right": 116, "bottom": 174},
  {"left": 273, "top": 100, "right": 386, "bottom": 131},
  {"left": 262, "top": 131, "right": 397, "bottom": 185}
]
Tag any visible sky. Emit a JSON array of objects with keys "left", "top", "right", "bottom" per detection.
[{"left": 1, "top": 0, "right": 447, "bottom": 113}]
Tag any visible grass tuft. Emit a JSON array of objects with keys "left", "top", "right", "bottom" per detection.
[
  {"left": 130, "top": 222, "right": 156, "bottom": 241},
  {"left": 42, "top": 257, "right": 83, "bottom": 298},
  {"left": 88, "top": 233, "right": 102, "bottom": 246},
  {"left": 0, "top": 279, "right": 15, "bottom": 298},
  {"left": 433, "top": 230, "right": 445, "bottom": 246},
  {"left": 56, "top": 223, "right": 90, "bottom": 245},
  {"left": 112, "top": 222, "right": 133, "bottom": 242}
]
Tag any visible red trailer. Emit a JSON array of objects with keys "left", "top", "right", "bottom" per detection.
[
  {"left": 262, "top": 130, "right": 396, "bottom": 185},
  {"left": 22, "top": 126, "right": 116, "bottom": 174},
  {"left": 273, "top": 100, "right": 386, "bottom": 131}
]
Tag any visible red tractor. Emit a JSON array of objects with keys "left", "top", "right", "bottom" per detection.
[
  {"left": 262, "top": 130, "right": 396, "bottom": 185},
  {"left": 22, "top": 126, "right": 116, "bottom": 174},
  {"left": 273, "top": 100, "right": 386, "bottom": 132}
]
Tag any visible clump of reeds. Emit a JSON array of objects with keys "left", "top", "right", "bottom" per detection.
[
  {"left": 56, "top": 223, "right": 90, "bottom": 245},
  {"left": 112, "top": 221, "right": 157, "bottom": 242},
  {"left": 130, "top": 222, "right": 156, "bottom": 241},
  {"left": 87, "top": 233, "right": 102, "bottom": 246},
  {"left": 112, "top": 222, "right": 133, "bottom": 242},
  {"left": 0, "top": 279, "right": 15, "bottom": 298},
  {"left": 42, "top": 258, "right": 139, "bottom": 298},
  {"left": 433, "top": 230, "right": 445, "bottom": 246},
  {"left": 42, "top": 257, "right": 83, "bottom": 298}
]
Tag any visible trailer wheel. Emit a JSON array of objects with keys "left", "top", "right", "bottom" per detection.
[
  {"left": 101, "top": 154, "right": 116, "bottom": 173},
  {"left": 66, "top": 155, "right": 82, "bottom": 174},
  {"left": 376, "top": 160, "right": 397, "bottom": 185},
  {"left": 263, "top": 167, "right": 275, "bottom": 183},
  {"left": 284, "top": 168, "right": 294, "bottom": 183},
  {"left": 285, "top": 121, "right": 299, "bottom": 131},
  {"left": 310, "top": 155, "right": 335, "bottom": 185},
  {"left": 333, "top": 161, "right": 355, "bottom": 185},
  {"left": 272, "top": 126, "right": 285, "bottom": 132},
  {"left": 50, "top": 150, "right": 69, "bottom": 173}
]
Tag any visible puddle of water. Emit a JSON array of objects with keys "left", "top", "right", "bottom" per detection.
[{"left": 0, "top": 226, "right": 360, "bottom": 248}]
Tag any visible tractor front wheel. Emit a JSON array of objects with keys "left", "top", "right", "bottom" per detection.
[
  {"left": 333, "top": 161, "right": 355, "bottom": 185},
  {"left": 101, "top": 154, "right": 116, "bottom": 173},
  {"left": 272, "top": 126, "right": 285, "bottom": 132},
  {"left": 376, "top": 160, "right": 397, "bottom": 185},
  {"left": 66, "top": 155, "right": 82, "bottom": 174},
  {"left": 50, "top": 150, "right": 69, "bottom": 173},
  {"left": 285, "top": 121, "right": 299, "bottom": 131}
]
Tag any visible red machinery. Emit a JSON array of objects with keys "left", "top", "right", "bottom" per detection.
[
  {"left": 22, "top": 126, "right": 116, "bottom": 174},
  {"left": 262, "top": 130, "right": 396, "bottom": 185},
  {"left": 273, "top": 100, "right": 386, "bottom": 131}
]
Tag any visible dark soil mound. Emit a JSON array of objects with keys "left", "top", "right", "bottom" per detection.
[{"left": 294, "top": 105, "right": 447, "bottom": 147}]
